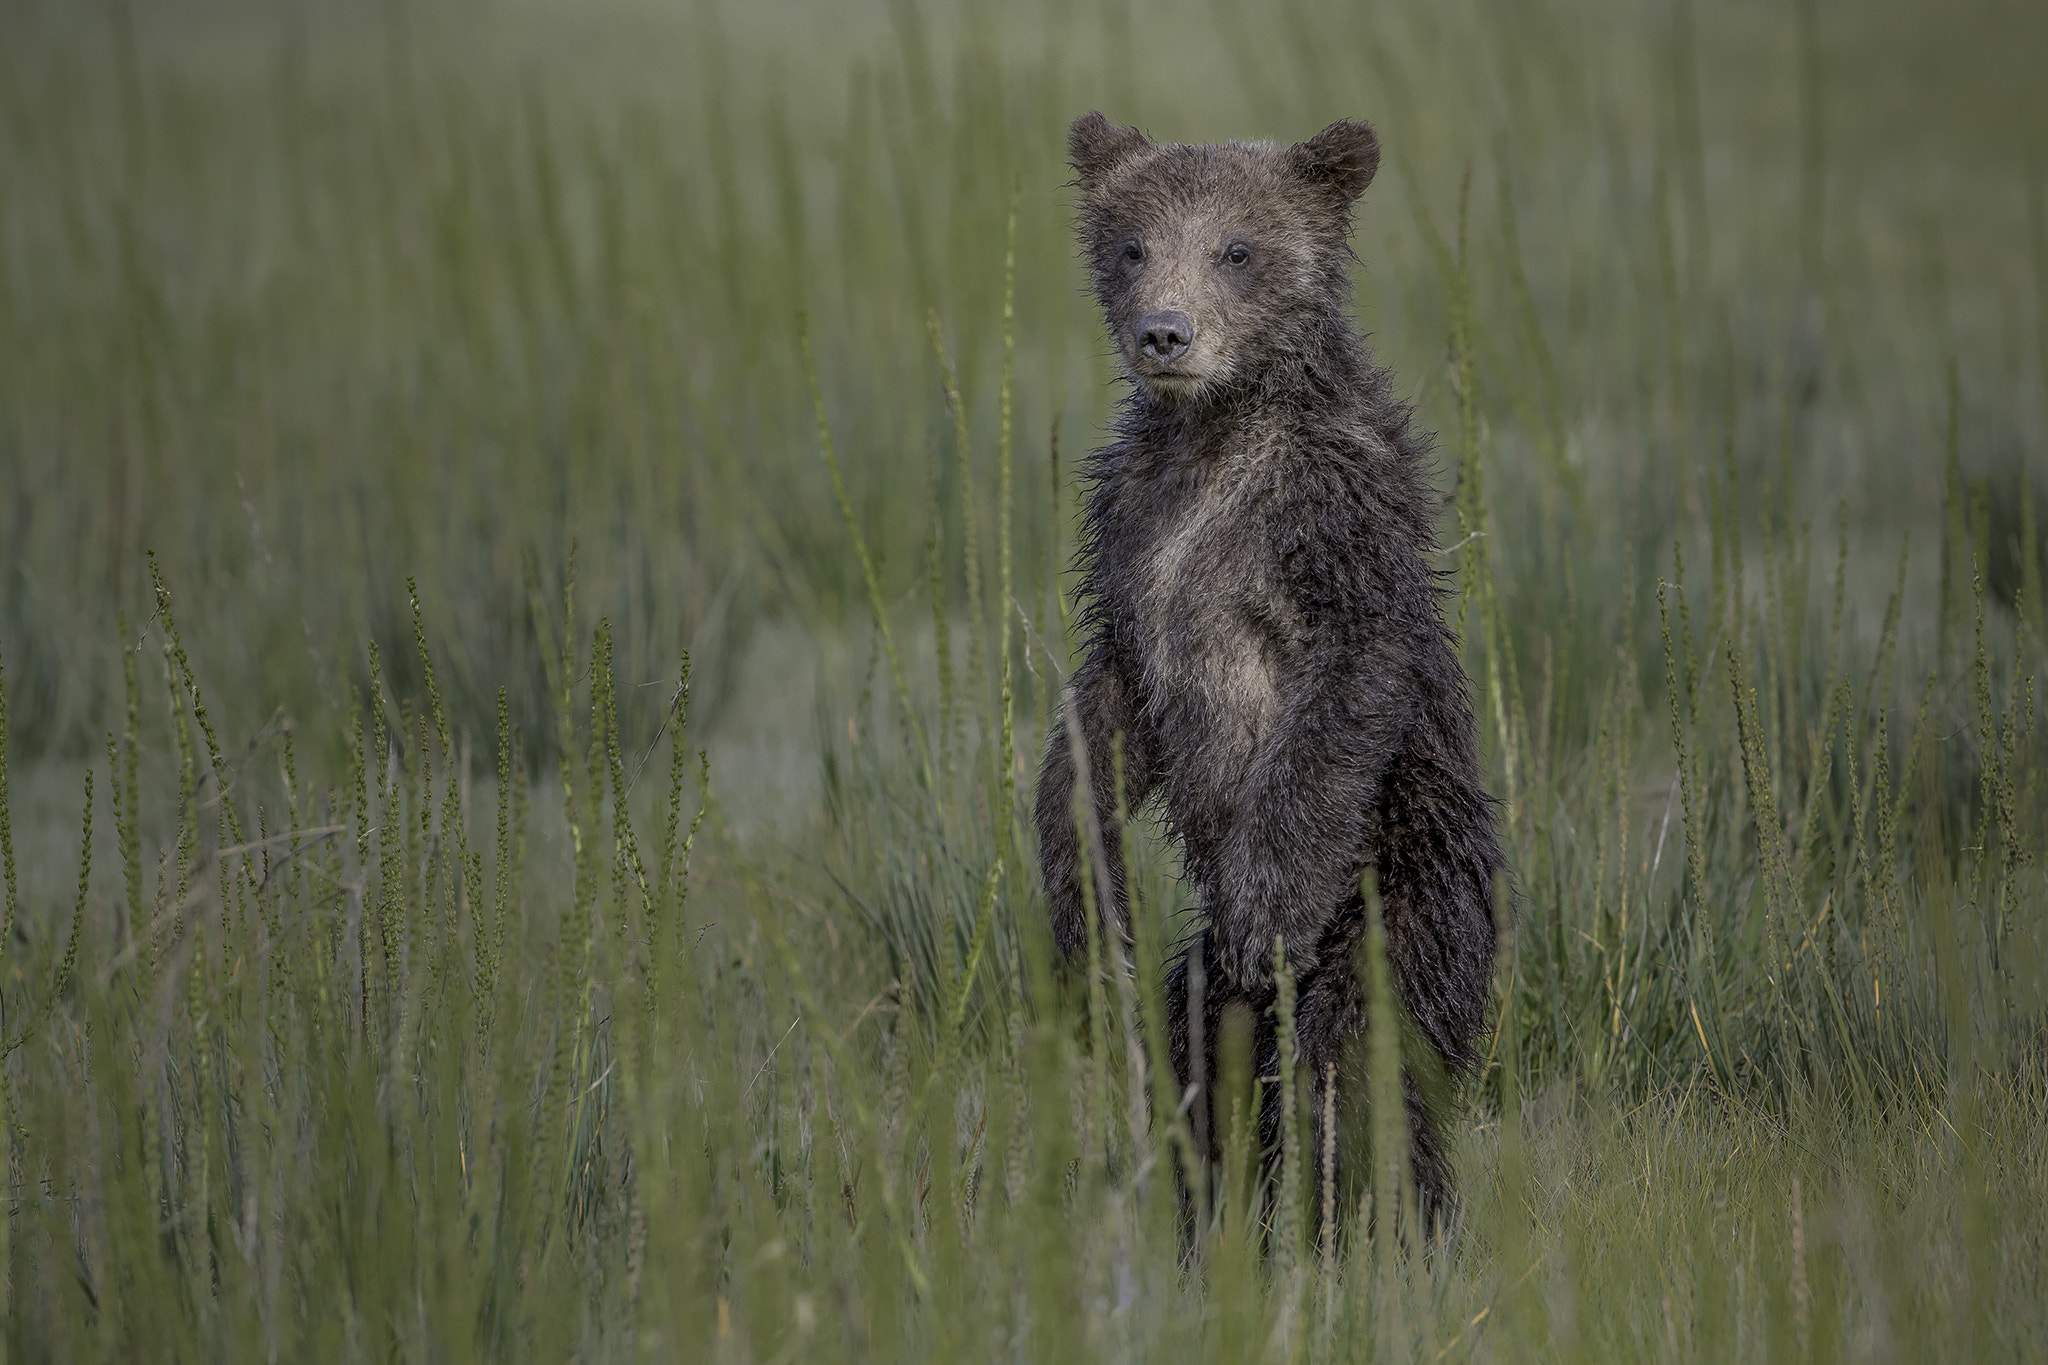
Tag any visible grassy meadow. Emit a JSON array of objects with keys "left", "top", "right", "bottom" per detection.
[{"left": 2, "top": 0, "right": 2047, "bottom": 1357}]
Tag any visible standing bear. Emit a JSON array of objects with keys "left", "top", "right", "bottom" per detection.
[{"left": 1034, "top": 112, "right": 1504, "bottom": 1226}]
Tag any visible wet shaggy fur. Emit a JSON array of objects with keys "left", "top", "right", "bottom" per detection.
[{"left": 1034, "top": 112, "right": 1504, "bottom": 1226}]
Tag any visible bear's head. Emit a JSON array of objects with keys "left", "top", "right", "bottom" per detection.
[{"left": 1067, "top": 112, "right": 1379, "bottom": 405}]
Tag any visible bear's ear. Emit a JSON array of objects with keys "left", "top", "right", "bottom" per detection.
[
  {"left": 1068, "top": 112, "right": 1151, "bottom": 190},
  {"left": 1285, "top": 119, "right": 1381, "bottom": 204}
]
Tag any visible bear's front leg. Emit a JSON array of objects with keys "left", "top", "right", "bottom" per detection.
[
  {"left": 1033, "top": 643, "right": 1156, "bottom": 958},
  {"left": 1369, "top": 694, "right": 1504, "bottom": 1069}
]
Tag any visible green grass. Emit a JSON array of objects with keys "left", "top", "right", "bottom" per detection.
[{"left": 2, "top": 0, "right": 2046, "bottom": 1358}]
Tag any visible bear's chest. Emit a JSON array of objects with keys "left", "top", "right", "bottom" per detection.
[{"left": 1124, "top": 459, "right": 1302, "bottom": 764}]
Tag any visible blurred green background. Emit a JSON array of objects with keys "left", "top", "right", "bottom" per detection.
[{"left": 4, "top": 0, "right": 2041, "bottom": 786}]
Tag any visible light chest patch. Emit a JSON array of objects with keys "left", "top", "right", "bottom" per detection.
[{"left": 1133, "top": 449, "right": 1293, "bottom": 769}]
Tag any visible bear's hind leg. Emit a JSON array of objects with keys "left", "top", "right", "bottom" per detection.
[
  {"left": 1166, "top": 930, "right": 1270, "bottom": 1241},
  {"left": 1295, "top": 911, "right": 1458, "bottom": 1247}
]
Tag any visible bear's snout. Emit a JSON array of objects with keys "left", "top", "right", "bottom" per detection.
[{"left": 1135, "top": 310, "right": 1195, "bottom": 364}]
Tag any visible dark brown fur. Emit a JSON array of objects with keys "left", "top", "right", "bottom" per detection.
[{"left": 1035, "top": 113, "right": 1504, "bottom": 1227}]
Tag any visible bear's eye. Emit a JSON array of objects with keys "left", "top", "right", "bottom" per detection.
[
  {"left": 1121, "top": 239, "right": 1145, "bottom": 264},
  {"left": 1223, "top": 241, "right": 1251, "bottom": 266}
]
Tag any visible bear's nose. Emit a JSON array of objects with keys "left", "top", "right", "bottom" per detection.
[{"left": 1135, "top": 311, "right": 1194, "bottom": 363}]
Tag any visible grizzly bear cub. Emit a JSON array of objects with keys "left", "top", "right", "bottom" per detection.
[{"left": 1034, "top": 112, "right": 1504, "bottom": 1226}]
